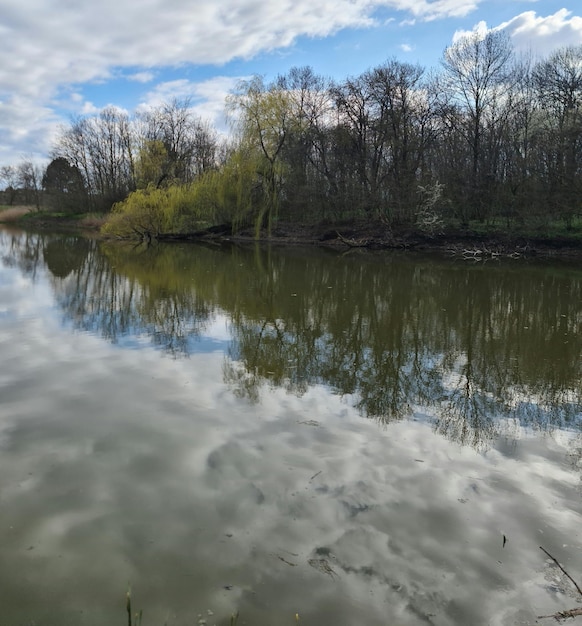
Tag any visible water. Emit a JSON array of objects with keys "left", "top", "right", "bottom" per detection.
[{"left": 0, "top": 227, "right": 581, "bottom": 625}]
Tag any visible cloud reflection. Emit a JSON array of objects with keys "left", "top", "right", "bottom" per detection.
[{"left": 1, "top": 229, "right": 582, "bottom": 625}]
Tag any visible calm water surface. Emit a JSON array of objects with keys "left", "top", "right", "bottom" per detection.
[{"left": 0, "top": 227, "right": 581, "bottom": 625}]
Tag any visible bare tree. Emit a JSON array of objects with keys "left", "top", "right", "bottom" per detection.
[
  {"left": 53, "top": 107, "right": 135, "bottom": 209},
  {"left": 16, "top": 159, "right": 44, "bottom": 209},
  {"left": 441, "top": 28, "right": 514, "bottom": 221},
  {"left": 275, "top": 66, "right": 334, "bottom": 219},
  {"left": 328, "top": 60, "right": 436, "bottom": 223},
  {"left": 532, "top": 45, "right": 582, "bottom": 225},
  {"left": 331, "top": 74, "right": 373, "bottom": 214},
  {"left": 0, "top": 165, "right": 18, "bottom": 205},
  {"left": 190, "top": 118, "right": 219, "bottom": 176},
  {"left": 138, "top": 98, "right": 217, "bottom": 184},
  {"left": 499, "top": 55, "right": 540, "bottom": 223},
  {"left": 365, "top": 60, "right": 435, "bottom": 222}
]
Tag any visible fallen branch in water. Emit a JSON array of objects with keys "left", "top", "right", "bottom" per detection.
[
  {"left": 540, "top": 546, "right": 582, "bottom": 597},
  {"left": 446, "top": 243, "right": 529, "bottom": 260},
  {"left": 538, "top": 546, "right": 582, "bottom": 622},
  {"left": 538, "top": 606, "right": 582, "bottom": 621},
  {"left": 336, "top": 231, "right": 369, "bottom": 248}
]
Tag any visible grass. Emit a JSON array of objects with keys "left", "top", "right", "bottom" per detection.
[
  {"left": 0, "top": 204, "right": 34, "bottom": 221},
  {"left": 124, "top": 585, "right": 303, "bottom": 626},
  {"left": 456, "top": 216, "right": 582, "bottom": 241},
  {"left": 126, "top": 585, "right": 143, "bottom": 626},
  {"left": 0, "top": 204, "right": 107, "bottom": 230},
  {"left": 3, "top": 202, "right": 582, "bottom": 255}
]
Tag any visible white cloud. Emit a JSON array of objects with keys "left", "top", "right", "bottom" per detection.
[
  {"left": 452, "top": 19, "right": 489, "bottom": 43},
  {"left": 451, "top": 11, "right": 582, "bottom": 58},
  {"left": 0, "top": 0, "right": 484, "bottom": 164},
  {"left": 400, "top": 0, "right": 478, "bottom": 20},
  {"left": 0, "top": 97, "right": 60, "bottom": 163},
  {"left": 2, "top": 1, "right": 581, "bottom": 165},
  {"left": 400, "top": 43, "right": 415, "bottom": 52},
  {"left": 80, "top": 101, "right": 100, "bottom": 115},
  {"left": 0, "top": 3, "right": 317, "bottom": 162},
  {"left": 498, "top": 9, "right": 582, "bottom": 57},
  {"left": 189, "top": 76, "right": 247, "bottom": 132},
  {"left": 127, "top": 71, "right": 156, "bottom": 83},
  {"left": 138, "top": 76, "right": 243, "bottom": 133},
  {"left": 138, "top": 80, "right": 203, "bottom": 107}
]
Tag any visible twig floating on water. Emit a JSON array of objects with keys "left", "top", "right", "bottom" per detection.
[
  {"left": 538, "top": 606, "right": 582, "bottom": 621},
  {"left": 540, "top": 546, "right": 582, "bottom": 597}
]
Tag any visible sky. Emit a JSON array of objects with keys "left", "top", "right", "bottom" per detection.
[{"left": 1, "top": 0, "right": 582, "bottom": 167}]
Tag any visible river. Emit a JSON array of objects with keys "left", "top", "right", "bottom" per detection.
[{"left": 0, "top": 227, "right": 581, "bottom": 625}]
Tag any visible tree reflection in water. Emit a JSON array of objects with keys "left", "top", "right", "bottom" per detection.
[{"left": 3, "top": 229, "right": 581, "bottom": 450}]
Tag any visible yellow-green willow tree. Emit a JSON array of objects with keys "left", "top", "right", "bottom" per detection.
[
  {"left": 134, "top": 139, "right": 170, "bottom": 189},
  {"left": 228, "top": 76, "right": 294, "bottom": 238}
]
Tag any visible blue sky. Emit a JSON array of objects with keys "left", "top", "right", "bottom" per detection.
[{"left": 1, "top": 0, "right": 581, "bottom": 166}]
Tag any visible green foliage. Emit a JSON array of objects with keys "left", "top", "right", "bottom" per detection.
[
  {"left": 195, "top": 145, "right": 263, "bottom": 230},
  {"left": 42, "top": 157, "right": 87, "bottom": 212},
  {"left": 228, "top": 145, "right": 281, "bottom": 234},
  {"left": 81, "top": 46, "right": 582, "bottom": 238},
  {"left": 102, "top": 184, "right": 203, "bottom": 238},
  {"left": 101, "top": 145, "right": 270, "bottom": 239},
  {"left": 228, "top": 76, "right": 294, "bottom": 236},
  {"left": 463, "top": 216, "right": 582, "bottom": 241},
  {"left": 134, "top": 140, "right": 170, "bottom": 189}
]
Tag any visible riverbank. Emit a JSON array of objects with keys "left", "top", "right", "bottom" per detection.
[
  {"left": 0, "top": 205, "right": 107, "bottom": 232},
  {"left": 158, "top": 219, "right": 582, "bottom": 260},
  {"left": 2, "top": 205, "right": 582, "bottom": 259},
  {"left": 0, "top": 205, "right": 34, "bottom": 221}
]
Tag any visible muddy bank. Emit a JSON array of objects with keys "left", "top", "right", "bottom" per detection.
[
  {"left": 4, "top": 210, "right": 582, "bottom": 259},
  {"left": 158, "top": 220, "right": 582, "bottom": 260},
  {"left": 0, "top": 208, "right": 106, "bottom": 233}
]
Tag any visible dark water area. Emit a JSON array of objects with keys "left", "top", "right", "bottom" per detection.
[{"left": 0, "top": 227, "right": 581, "bottom": 625}]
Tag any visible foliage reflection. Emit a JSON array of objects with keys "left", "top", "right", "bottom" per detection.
[{"left": 2, "top": 229, "right": 581, "bottom": 448}]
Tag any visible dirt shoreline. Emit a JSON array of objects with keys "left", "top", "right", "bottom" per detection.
[
  {"left": 2, "top": 210, "right": 582, "bottom": 259},
  {"left": 158, "top": 220, "right": 582, "bottom": 260}
]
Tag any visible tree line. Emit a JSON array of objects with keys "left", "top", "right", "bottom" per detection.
[{"left": 3, "top": 31, "right": 582, "bottom": 236}]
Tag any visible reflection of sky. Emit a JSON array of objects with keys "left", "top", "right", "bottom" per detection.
[
  {"left": 0, "top": 263, "right": 54, "bottom": 319},
  {"left": 1, "top": 234, "right": 582, "bottom": 625},
  {"left": 112, "top": 329, "right": 230, "bottom": 353},
  {"left": 53, "top": 268, "right": 232, "bottom": 356}
]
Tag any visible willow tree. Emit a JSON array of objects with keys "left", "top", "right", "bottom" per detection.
[
  {"left": 134, "top": 139, "right": 170, "bottom": 189},
  {"left": 228, "top": 76, "right": 293, "bottom": 237}
]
